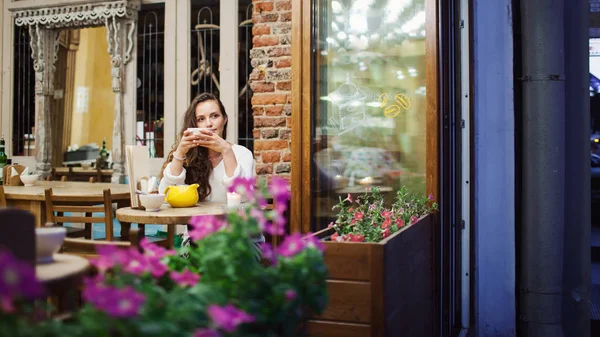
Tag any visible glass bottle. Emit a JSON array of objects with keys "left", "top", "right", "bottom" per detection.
[
  {"left": 0, "top": 135, "right": 8, "bottom": 185},
  {"left": 99, "top": 138, "right": 110, "bottom": 169}
]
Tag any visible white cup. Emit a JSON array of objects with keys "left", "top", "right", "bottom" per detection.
[{"left": 187, "top": 127, "right": 213, "bottom": 135}]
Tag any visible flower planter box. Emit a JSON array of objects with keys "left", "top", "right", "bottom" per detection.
[{"left": 305, "top": 213, "right": 435, "bottom": 337}]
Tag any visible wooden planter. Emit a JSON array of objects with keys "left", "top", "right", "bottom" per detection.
[{"left": 306, "top": 214, "right": 435, "bottom": 337}]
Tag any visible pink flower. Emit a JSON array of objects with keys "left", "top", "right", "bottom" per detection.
[
  {"left": 170, "top": 269, "right": 200, "bottom": 287},
  {"left": 330, "top": 232, "right": 339, "bottom": 241},
  {"left": 396, "top": 218, "right": 405, "bottom": 227},
  {"left": 380, "top": 210, "right": 392, "bottom": 219},
  {"left": 207, "top": 304, "right": 255, "bottom": 333},
  {"left": 0, "top": 295, "right": 14, "bottom": 313},
  {"left": 303, "top": 233, "right": 326, "bottom": 252},
  {"left": 328, "top": 222, "right": 334, "bottom": 228},
  {"left": 410, "top": 215, "right": 419, "bottom": 224},
  {"left": 353, "top": 211, "right": 364, "bottom": 221},
  {"left": 189, "top": 215, "right": 226, "bottom": 241},
  {"left": 382, "top": 218, "right": 392, "bottom": 229},
  {"left": 351, "top": 234, "right": 365, "bottom": 242},
  {"left": 285, "top": 289, "right": 297, "bottom": 301},
  {"left": 382, "top": 228, "right": 391, "bottom": 238},
  {"left": 276, "top": 233, "right": 305, "bottom": 257},
  {"left": 268, "top": 176, "right": 291, "bottom": 203},
  {"left": 194, "top": 329, "right": 220, "bottom": 337},
  {"left": 368, "top": 204, "right": 377, "bottom": 211},
  {"left": 91, "top": 245, "right": 127, "bottom": 272},
  {"left": 260, "top": 243, "right": 277, "bottom": 265},
  {"left": 344, "top": 193, "right": 353, "bottom": 203},
  {"left": 428, "top": 194, "right": 434, "bottom": 201},
  {"left": 228, "top": 177, "right": 256, "bottom": 200},
  {"left": 141, "top": 239, "right": 174, "bottom": 259}
]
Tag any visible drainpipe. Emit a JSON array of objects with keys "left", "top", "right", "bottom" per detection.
[
  {"left": 562, "top": 0, "right": 591, "bottom": 336},
  {"left": 520, "top": 0, "right": 565, "bottom": 336}
]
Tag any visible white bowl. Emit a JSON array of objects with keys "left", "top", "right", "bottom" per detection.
[
  {"left": 139, "top": 193, "right": 166, "bottom": 212},
  {"left": 36, "top": 227, "right": 66, "bottom": 264},
  {"left": 81, "top": 162, "right": 91, "bottom": 169},
  {"left": 187, "top": 127, "right": 214, "bottom": 135},
  {"left": 20, "top": 174, "right": 40, "bottom": 187}
]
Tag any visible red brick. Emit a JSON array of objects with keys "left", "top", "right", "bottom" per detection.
[
  {"left": 262, "top": 151, "right": 281, "bottom": 163},
  {"left": 253, "top": 129, "right": 261, "bottom": 139},
  {"left": 253, "top": 13, "right": 278, "bottom": 23},
  {"left": 252, "top": 94, "right": 287, "bottom": 105},
  {"left": 260, "top": 129, "right": 279, "bottom": 138},
  {"left": 282, "top": 151, "right": 291, "bottom": 162},
  {"left": 276, "top": 81, "right": 291, "bottom": 91},
  {"left": 267, "top": 46, "right": 292, "bottom": 57},
  {"left": 276, "top": 1, "right": 292, "bottom": 11},
  {"left": 256, "top": 164, "right": 273, "bottom": 175},
  {"left": 279, "top": 129, "right": 291, "bottom": 140},
  {"left": 254, "top": 139, "right": 288, "bottom": 151},
  {"left": 252, "top": 25, "right": 271, "bottom": 36},
  {"left": 286, "top": 117, "right": 292, "bottom": 127},
  {"left": 255, "top": 117, "right": 286, "bottom": 127},
  {"left": 274, "top": 57, "right": 291, "bottom": 68},
  {"left": 253, "top": 35, "right": 280, "bottom": 47},
  {"left": 265, "top": 105, "right": 284, "bottom": 116},
  {"left": 250, "top": 81, "right": 275, "bottom": 93},
  {"left": 279, "top": 12, "right": 292, "bottom": 22},
  {"left": 252, "top": 107, "right": 264, "bottom": 116},
  {"left": 255, "top": 2, "right": 274, "bottom": 12}
]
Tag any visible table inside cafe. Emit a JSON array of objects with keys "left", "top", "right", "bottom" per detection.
[
  {"left": 116, "top": 202, "right": 226, "bottom": 248},
  {"left": 3, "top": 181, "right": 130, "bottom": 227}
]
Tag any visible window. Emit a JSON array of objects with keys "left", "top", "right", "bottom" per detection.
[
  {"left": 238, "top": 0, "right": 254, "bottom": 151},
  {"left": 12, "top": 24, "right": 35, "bottom": 157},
  {"left": 294, "top": 0, "right": 438, "bottom": 232},
  {"left": 136, "top": 4, "right": 166, "bottom": 158},
  {"left": 190, "top": 0, "right": 220, "bottom": 98}
]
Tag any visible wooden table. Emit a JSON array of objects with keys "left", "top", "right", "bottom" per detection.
[
  {"left": 36, "top": 254, "right": 91, "bottom": 313},
  {"left": 4, "top": 181, "right": 131, "bottom": 227},
  {"left": 116, "top": 202, "right": 226, "bottom": 248},
  {"left": 52, "top": 167, "right": 113, "bottom": 183}
]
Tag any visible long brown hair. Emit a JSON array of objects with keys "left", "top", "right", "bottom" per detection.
[{"left": 160, "top": 93, "right": 228, "bottom": 201}]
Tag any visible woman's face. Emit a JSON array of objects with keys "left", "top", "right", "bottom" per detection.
[{"left": 194, "top": 100, "right": 227, "bottom": 137}]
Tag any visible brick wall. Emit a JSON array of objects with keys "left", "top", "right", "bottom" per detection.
[{"left": 250, "top": 0, "right": 292, "bottom": 179}]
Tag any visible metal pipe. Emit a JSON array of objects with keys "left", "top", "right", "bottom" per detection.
[
  {"left": 562, "top": 0, "right": 591, "bottom": 335},
  {"left": 519, "top": 0, "right": 565, "bottom": 335}
]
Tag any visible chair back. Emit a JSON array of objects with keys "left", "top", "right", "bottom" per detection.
[
  {"left": 44, "top": 188, "right": 115, "bottom": 241},
  {"left": 2, "top": 164, "right": 26, "bottom": 186},
  {"left": 61, "top": 228, "right": 142, "bottom": 257},
  {"left": 0, "top": 208, "right": 35, "bottom": 265},
  {"left": 0, "top": 186, "right": 6, "bottom": 207}
]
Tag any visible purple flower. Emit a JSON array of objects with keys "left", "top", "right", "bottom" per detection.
[
  {"left": 91, "top": 245, "right": 127, "bottom": 272},
  {"left": 428, "top": 194, "right": 434, "bottom": 201},
  {"left": 228, "top": 177, "right": 256, "bottom": 201},
  {"left": 0, "top": 295, "right": 14, "bottom": 313},
  {"left": 268, "top": 177, "right": 291, "bottom": 203},
  {"left": 194, "top": 329, "right": 220, "bottom": 337},
  {"left": 83, "top": 281, "right": 145, "bottom": 318},
  {"left": 303, "top": 234, "right": 326, "bottom": 252},
  {"left": 170, "top": 269, "right": 200, "bottom": 287},
  {"left": 189, "top": 215, "right": 227, "bottom": 241},
  {"left": 250, "top": 208, "right": 267, "bottom": 231},
  {"left": 207, "top": 304, "right": 255, "bottom": 333},
  {"left": 0, "top": 249, "right": 42, "bottom": 299},
  {"left": 285, "top": 289, "right": 297, "bottom": 301},
  {"left": 276, "top": 233, "right": 306, "bottom": 257},
  {"left": 260, "top": 243, "right": 277, "bottom": 265}
]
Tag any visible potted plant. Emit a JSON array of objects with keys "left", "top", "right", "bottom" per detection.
[
  {"left": 306, "top": 186, "right": 438, "bottom": 337},
  {"left": 0, "top": 178, "right": 328, "bottom": 337}
]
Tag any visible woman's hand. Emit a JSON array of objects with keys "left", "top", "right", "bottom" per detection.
[
  {"left": 175, "top": 130, "right": 201, "bottom": 157},
  {"left": 196, "top": 129, "right": 232, "bottom": 154}
]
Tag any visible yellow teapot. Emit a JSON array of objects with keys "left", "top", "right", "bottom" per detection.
[{"left": 164, "top": 184, "right": 199, "bottom": 208}]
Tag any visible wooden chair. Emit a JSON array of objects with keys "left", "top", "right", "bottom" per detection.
[
  {"left": 2, "top": 164, "right": 26, "bottom": 186},
  {"left": 44, "top": 188, "right": 112, "bottom": 240},
  {"left": 0, "top": 186, "right": 6, "bottom": 207}
]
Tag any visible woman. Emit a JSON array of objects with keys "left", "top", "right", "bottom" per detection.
[{"left": 158, "top": 93, "right": 255, "bottom": 201}]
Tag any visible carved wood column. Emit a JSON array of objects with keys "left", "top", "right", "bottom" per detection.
[
  {"left": 61, "top": 30, "right": 80, "bottom": 160},
  {"left": 29, "top": 25, "right": 59, "bottom": 177},
  {"left": 106, "top": 16, "right": 136, "bottom": 184}
]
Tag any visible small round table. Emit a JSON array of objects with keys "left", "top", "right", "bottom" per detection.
[
  {"left": 36, "top": 254, "right": 91, "bottom": 313},
  {"left": 116, "top": 202, "right": 226, "bottom": 248}
]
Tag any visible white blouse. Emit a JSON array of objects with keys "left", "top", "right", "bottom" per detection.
[{"left": 158, "top": 144, "right": 256, "bottom": 203}]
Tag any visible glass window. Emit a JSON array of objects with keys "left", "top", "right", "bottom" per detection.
[
  {"left": 136, "top": 4, "right": 166, "bottom": 158},
  {"left": 190, "top": 0, "right": 220, "bottom": 98},
  {"left": 12, "top": 24, "right": 35, "bottom": 157},
  {"left": 238, "top": 0, "right": 254, "bottom": 152},
  {"left": 311, "top": 0, "right": 428, "bottom": 230}
]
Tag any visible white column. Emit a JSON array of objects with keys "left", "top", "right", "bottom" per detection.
[{"left": 220, "top": 0, "right": 239, "bottom": 143}]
